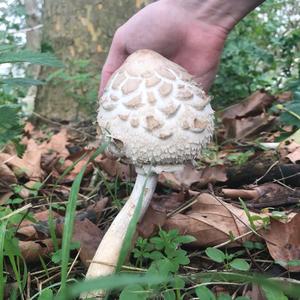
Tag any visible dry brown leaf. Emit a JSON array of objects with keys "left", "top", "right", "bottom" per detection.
[
  {"left": 46, "top": 128, "right": 69, "bottom": 158},
  {"left": 261, "top": 214, "right": 300, "bottom": 272},
  {"left": 222, "top": 113, "right": 276, "bottom": 139},
  {"left": 159, "top": 164, "right": 227, "bottom": 190},
  {"left": 19, "top": 239, "right": 58, "bottom": 263},
  {"left": 0, "top": 153, "right": 30, "bottom": 178},
  {"left": 0, "top": 163, "right": 17, "bottom": 192},
  {"left": 0, "top": 192, "right": 13, "bottom": 205},
  {"left": 164, "top": 193, "right": 263, "bottom": 247},
  {"left": 18, "top": 199, "right": 108, "bottom": 241},
  {"left": 95, "top": 155, "right": 134, "bottom": 181},
  {"left": 159, "top": 172, "right": 182, "bottom": 190},
  {"left": 24, "top": 122, "right": 35, "bottom": 134},
  {"left": 138, "top": 206, "right": 167, "bottom": 238},
  {"left": 17, "top": 210, "right": 60, "bottom": 240},
  {"left": 221, "top": 91, "right": 275, "bottom": 119},
  {"left": 72, "top": 219, "right": 103, "bottom": 268},
  {"left": 287, "top": 148, "right": 300, "bottom": 163},
  {"left": 64, "top": 156, "right": 93, "bottom": 181},
  {"left": 200, "top": 165, "right": 227, "bottom": 186},
  {"left": 246, "top": 285, "right": 266, "bottom": 300},
  {"left": 138, "top": 191, "right": 187, "bottom": 237},
  {"left": 276, "top": 91, "right": 293, "bottom": 103},
  {"left": 22, "top": 139, "right": 45, "bottom": 180}
]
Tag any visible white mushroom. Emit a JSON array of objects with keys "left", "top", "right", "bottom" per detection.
[{"left": 83, "top": 49, "right": 214, "bottom": 298}]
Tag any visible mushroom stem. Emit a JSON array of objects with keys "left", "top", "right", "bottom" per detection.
[{"left": 82, "top": 172, "right": 158, "bottom": 299}]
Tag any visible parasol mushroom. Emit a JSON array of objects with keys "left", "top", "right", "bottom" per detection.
[{"left": 84, "top": 49, "right": 214, "bottom": 298}]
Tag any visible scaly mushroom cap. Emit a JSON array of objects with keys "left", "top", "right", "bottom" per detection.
[{"left": 98, "top": 49, "right": 214, "bottom": 167}]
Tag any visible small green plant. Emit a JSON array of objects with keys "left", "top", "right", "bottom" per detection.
[
  {"left": 239, "top": 198, "right": 270, "bottom": 230},
  {"left": 205, "top": 247, "right": 250, "bottom": 271},
  {"left": 0, "top": 206, "right": 36, "bottom": 300},
  {"left": 195, "top": 286, "right": 250, "bottom": 300},
  {"left": 121, "top": 229, "right": 196, "bottom": 299},
  {"left": 276, "top": 80, "right": 300, "bottom": 128},
  {"left": 0, "top": 43, "right": 62, "bottom": 149},
  {"left": 226, "top": 150, "right": 254, "bottom": 166}
]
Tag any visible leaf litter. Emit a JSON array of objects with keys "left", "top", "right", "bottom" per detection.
[{"left": 1, "top": 90, "right": 300, "bottom": 298}]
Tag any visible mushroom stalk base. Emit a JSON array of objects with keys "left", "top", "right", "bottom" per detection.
[{"left": 82, "top": 173, "right": 158, "bottom": 299}]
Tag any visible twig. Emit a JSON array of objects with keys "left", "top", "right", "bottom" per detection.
[{"left": 255, "top": 160, "right": 279, "bottom": 184}]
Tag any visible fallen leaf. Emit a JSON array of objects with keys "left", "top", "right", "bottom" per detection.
[
  {"left": 246, "top": 285, "right": 266, "bottom": 300},
  {"left": 72, "top": 218, "right": 103, "bottom": 267},
  {"left": 46, "top": 128, "right": 69, "bottom": 158},
  {"left": 19, "top": 239, "right": 58, "bottom": 263},
  {"left": 276, "top": 91, "right": 293, "bottom": 103},
  {"left": 138, "top": 206, "right": 167, "bottom": 238},
  {"left": 0, "top": 192, "right": 13, "bottom": 205},
  {"left": 0, "top": 153, "right": 30, "bottom": 178},
  {"left": 22, "top": 139, "right": 45, "bottom": 180},
  {"left": 261, "top": 214, "right": 300, "bottom": 272},
  {"left": 222, "top": 113, "right": 276, "bottom": 139},
  {"left": 24, "top": 122, "right": 35, "bottom": 135},
  {"left": 221, "top": 91, "right": 275, "bottom": 119},
  {"left": 138, "top": 191, "right": 187, "bottom": 238},
  {"left": 95, "top": 155, "right": 134, "bottom": 181},
  {"left": 18, "top": 199, "right": 108, "bottom": 241},
  {"left": 0, "top": 163, "right": 17, "bottom": 193},
  {"left": 159, "top": 164, "right": 227, "bottom": 190},
  {"left": 287, "top": 148, "right": 300, "bottom": 163},
  {"left": 164, "top": 193, "right": 264, "bottom": 247}
]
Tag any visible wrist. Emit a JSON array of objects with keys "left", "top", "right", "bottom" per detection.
[{"left": 162, "top": 0, "right": 265, "bottom": 32}]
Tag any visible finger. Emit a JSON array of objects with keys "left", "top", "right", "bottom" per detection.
[{"left": 99, "top": 31, "right": 128, "bottom": 96}]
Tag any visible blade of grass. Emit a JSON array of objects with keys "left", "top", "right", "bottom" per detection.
[
  {"left": 0, "top": 220, "right": 8, "bottom": 300},
  {"left": 48, "top": 206, "right": 59, "bottom": 252},
  {"left": 239, "top": 198, "right": 256, "bottom": 230},
  {"left": 190, "top": 271, "right": 300, "bottom": 298},
  {"left": 57, "top": 273, "right": 168, "bottom": 300},
  {"left": 59, "top": 145, "right": 106, "bottom": 296},
  {"left": 115, "top": 175, "right": 150, "bottom": 273}
]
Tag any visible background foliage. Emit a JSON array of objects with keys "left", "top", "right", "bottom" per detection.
[{"left": 211, "top": 0, "right": 300, "bottom": 107}]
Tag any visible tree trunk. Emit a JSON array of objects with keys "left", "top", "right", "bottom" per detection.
[{"left": 35, "top": 0, "right": 150, "bottom": 121}]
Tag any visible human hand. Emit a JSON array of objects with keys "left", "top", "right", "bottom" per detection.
[{"left": 99, "top": 0, "right": 264, "bottom": 95}]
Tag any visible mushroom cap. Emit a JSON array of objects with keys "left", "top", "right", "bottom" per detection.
[{"left": 98, "top": 49, "right": 214, "bottom": 167}]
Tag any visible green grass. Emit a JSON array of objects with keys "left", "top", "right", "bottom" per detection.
[{"left": 58, "top": 145, "right": 107, "bottom": 296}]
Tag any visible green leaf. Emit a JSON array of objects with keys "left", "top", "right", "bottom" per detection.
[
  {"left": 235, "top": 297, "right": 250, "bottom": 300},
  {"left": 38, "top": 288, "right": 54, "bottom": 300},
  {"left": 205, "top": 247, "right": 226, "bottom": 263},
  {"left": 217, "top": 294, "right": 232, "bottom": 300},
  {"left": 173, "top": 235, "right": 196, "bottom": 244},
  {"left": 195, "top": 286, "right": 216, "bottom": 300},
  {"left": 262, "top": 284, "right": 288, "bottom": 300},
  {"left": 120, "top": 284, "right": 147, "bottom": 300},
  {"left": 0, "top": 50, "right": 63, "bottom": 67},
  {"left": 0, "top": 77, "right": 45, "bottom": 86},
  {"left": 0, "top": 104, "right": 23, "bottom": 147},
  {"left": 229, "top": 259, "right": 250, "bottom": 271},
  {"left": 173, "top": 275, "right": 185, "bottom": 289},
  {"left": 0, "top": 44, "right": 17, "bottom": 52},
  {"left": 163, "top": 290, "right": 176, "bottom": 300}
]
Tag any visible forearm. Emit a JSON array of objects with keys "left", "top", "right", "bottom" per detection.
[{"left": 161, "top": 0, "right": 265, "bottom": 32}]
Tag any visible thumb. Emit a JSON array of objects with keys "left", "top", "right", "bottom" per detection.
[{"left": 99, "top": 31, "right": 128, "bottom": 96}]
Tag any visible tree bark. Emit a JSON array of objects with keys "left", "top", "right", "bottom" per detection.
[{"left": 35, "top": 0, "right": 150, "bottom": 121}]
